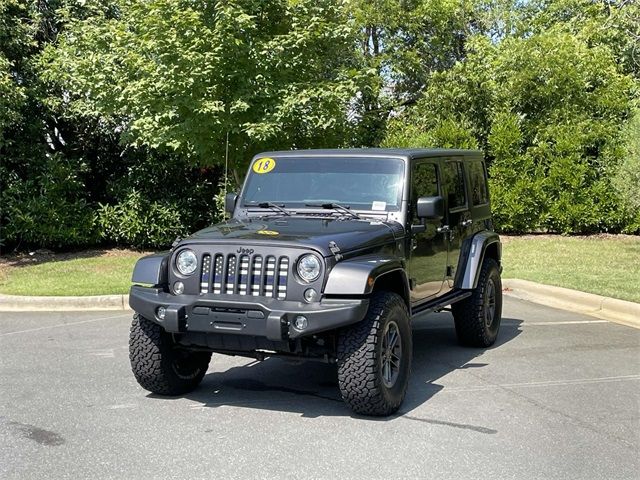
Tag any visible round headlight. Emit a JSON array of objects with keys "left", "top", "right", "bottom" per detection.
[
  {"left": 176, "top": 249, "right": 198, "bottom": 276},
  {"left": 297, "top": 254, "right": 321, "bottom": 282}
]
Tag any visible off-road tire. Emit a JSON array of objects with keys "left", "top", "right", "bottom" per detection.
[
  {"left": 337, "top": 291, "right": 412, "bottom": 416},
  {"left": 129, "top": 314, "right": 211, "bottom": 395},
  {"left": 452, "top": 257, "right": 502, "bottom": 347}
]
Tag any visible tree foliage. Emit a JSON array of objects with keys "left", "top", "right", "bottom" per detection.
[
  {"left": 383, "top": 2, "right": 639, "bottom": 233},
  {"left": 0, "top": 0, "right": 638, "bottom": 250},
  {"left": 612, "top": 110, "right": 640, "bottom": 231},
  {"left": 43, "top": 0, "right": 361, "bottom": 177}
]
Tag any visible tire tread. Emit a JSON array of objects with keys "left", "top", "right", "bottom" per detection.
[
  {"left": 452, "top": 258, "right": 502, "bottom": 347},
  {"left": 337, "top": 292, "right": 410, "bottom": 416},
  {"left": 129, "top": 314, "right": 210, "bottom": 395}
]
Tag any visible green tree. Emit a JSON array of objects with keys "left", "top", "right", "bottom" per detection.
[
  {"left": 349, "top": 0, "right": 477, "bottom": 146},
  {"left": 383, "top": 26, "right": 636, "bottom": 233},
  {"left": 612, "top": 110, "right": 640, "bottom": 232},
  {"left": 0, "top": 0, "right": 142, "bottom": 250},
  {"left": 43, "top": 0, "right": 361, "bottom": 182}
]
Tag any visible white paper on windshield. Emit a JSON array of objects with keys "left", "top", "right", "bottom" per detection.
[{"left": 371, "top": 201, "right": 386, "bottom": 211}]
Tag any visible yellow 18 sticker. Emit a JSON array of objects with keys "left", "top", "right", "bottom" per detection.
[{"left": 252, "top": 157, "right": 276, "bottom": 174}]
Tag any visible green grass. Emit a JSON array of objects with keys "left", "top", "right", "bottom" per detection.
[
  {"left": 501, "top": 235, "right": 640, "bottom": 303},
  {"left": 0, "top": 236, "right": 638, "bottom": 301},
  {"left": 0, "top": 251, "right": 146, "bottom": 296}
]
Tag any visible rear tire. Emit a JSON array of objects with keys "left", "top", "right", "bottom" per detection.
[
  {"left": 337, "top": 291, "right": 412, "bottom": 416},
  {"left": 452, "top": 258, "right": 502, "bottom": 347},
  {"left": 129, "top": 314, "right": 211, "bottom": 395}
]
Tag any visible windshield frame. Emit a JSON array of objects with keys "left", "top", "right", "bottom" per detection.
[{"left": 238, "top": 155, "right": 408, "bottom": 214}]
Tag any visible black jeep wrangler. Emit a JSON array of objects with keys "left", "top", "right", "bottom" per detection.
[{"left": 129, "top": 148, "right": 502, "bottom": 416}]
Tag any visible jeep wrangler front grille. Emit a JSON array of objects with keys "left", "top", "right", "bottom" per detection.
[{"left": 199, "top": 253, "right": 289, "bottom": 299}]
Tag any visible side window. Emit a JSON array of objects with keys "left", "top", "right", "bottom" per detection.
[
  {"left": 468, "top": 160, "right": 489, "bottom": 206},
  {"left": 442, "top": 161, "right": 466, "bottom": 209},
  {"left": 412, "top": 162, "right": 439, "bottom": 202},
  {"left": 411, "top": 162, "right": 439, "bottom": 221}
]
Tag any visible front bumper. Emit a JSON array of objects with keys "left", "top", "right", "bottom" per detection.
[{"left": 129, "top": 286, "right": 369, "bottom": 341}]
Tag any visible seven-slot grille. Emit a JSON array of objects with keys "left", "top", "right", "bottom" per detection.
[{"left": 200, "top": 253, "right": 289, "bottom": 299}]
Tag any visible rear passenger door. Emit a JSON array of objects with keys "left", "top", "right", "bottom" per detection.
[{"left": 441, "top": 159, "right": 472, "bottom": 287}]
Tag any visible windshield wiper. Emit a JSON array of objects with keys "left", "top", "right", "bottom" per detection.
[
  {"left": 248, "top": 201, "right": 291, "bottom": 216},
  {"left": 305, "top": 203, "right": 360, "bottom": 219}
]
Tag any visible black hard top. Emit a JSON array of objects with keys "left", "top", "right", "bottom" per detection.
[{"left": 253, "top": 148, "right": 483, "bottom": 161}]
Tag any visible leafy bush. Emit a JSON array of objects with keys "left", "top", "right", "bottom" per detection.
[
  {"left": 613, "top": 111, "right": 640, "bottom": 233},
  {"left": 96, "top": 152, "right": 225, "bottom": 248},
  {"left": 383, "top": 29, "right": 636, "bottom": 234},
  {"left": 96, "top": 191, "right": 185, "bottom": 249},
  {"left": 106, "top": 154, "right": 223, "bottom": 231},
  {"left": 1, "top": 154, "right": 97, "bottom": 248},
  {"left": 383, "top": 117, "right": 479, "bottom": 150}
]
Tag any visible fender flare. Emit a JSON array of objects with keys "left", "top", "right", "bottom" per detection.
[
  {"left": 457, "top": 232, "right": 502, "bottom": 290},
  {"left": 131, "top": 252, "right": 170, "bottom": 286},
  {"left": 324, "top": 255, "right": 410, "bottom": 300}
]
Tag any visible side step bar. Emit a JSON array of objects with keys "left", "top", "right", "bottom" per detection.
[{"left": 411, "top": 290, "right": 472, "bottom": 316}]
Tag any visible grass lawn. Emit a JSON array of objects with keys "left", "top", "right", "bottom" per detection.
[
  {"left": 501, "top": 234, "right": 640, "bottom": 303},
  {"left": 0, "top": 235, "right": 638, "bottom": 301},
  {"left": 0, "top": 250, "right": 148, "bottom": 296}
]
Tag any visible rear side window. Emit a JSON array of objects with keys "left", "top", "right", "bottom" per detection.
[
  {"left": 468, "top": 160, "right": 489, "bottom": 206},
  {"left": 442, "top": 161, "right": 466, "bottom": 209}
]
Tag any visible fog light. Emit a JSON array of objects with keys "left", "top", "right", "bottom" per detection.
[
  {"left": 293, "top": 315, "right": 308, "bottom": 331},
  {"left": 173, "top": 281, "right": 184, "bottom": 295},
  {"left": 157, "top": 306, "right": 167, "bottom": 320},
  {"left": 303, "top": 288, "right": 318, "bottom": 303}
]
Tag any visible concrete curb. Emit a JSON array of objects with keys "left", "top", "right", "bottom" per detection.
[
  {"left": 503, "top": 279, "right": 640, "bottom": 329},
  {"left": 0, "top": 294, "right": 130, "bottom": 311}
]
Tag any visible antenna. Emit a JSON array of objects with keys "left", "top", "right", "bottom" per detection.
[{"left": 224, "top": 131, "right": 229, "bottom": 198}]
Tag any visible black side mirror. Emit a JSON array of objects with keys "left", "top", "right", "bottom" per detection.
[
  {"left": 416, "top": 195, "right": 444, "bottom": 220},
  {"left": 224, "top": 192, "right": 238, "bottom": 215}
]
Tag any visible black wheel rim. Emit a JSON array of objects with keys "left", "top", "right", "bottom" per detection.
[
  {"left": 172, "top": 351, "right": 201, "bottom": 379},
  {"left": 485, "top": 278, "right": 497, "bottom": 329},
  {"left": 381, "top": 321, "right": 402, "bottom": 388}
]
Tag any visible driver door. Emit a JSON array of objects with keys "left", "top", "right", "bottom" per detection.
[{"left": 407, "top": 161, "right": 448, "bottom": 303}]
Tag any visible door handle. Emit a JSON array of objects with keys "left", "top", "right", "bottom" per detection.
[{"left": 461, "top": 219, "right": 473, "bottom": 227}]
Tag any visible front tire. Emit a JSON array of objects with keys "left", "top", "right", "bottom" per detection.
[
  {"left": 129, "top": 314, "right": 211, "bottom": 395},
  {"left": 452, "top": 258, "right": 502, "bottom": 347},
  {"left": 337, "top": 291, "right": 412, "bottom": 416}
]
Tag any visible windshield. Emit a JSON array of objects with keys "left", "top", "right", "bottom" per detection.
[{"left": 241, "top": 156, "right": 405, "bottom": 212}]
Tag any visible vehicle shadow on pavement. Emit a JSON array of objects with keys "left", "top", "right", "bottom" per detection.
[{"left": 182, "top": 311, "right": 523, "bottom": 419}]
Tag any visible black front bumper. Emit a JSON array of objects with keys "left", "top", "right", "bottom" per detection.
[{"left": 129, "top": 286, "right": 369, "bottom": 341}]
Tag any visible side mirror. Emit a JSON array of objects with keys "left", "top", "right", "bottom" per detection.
[
  {"left": 416, "top": 195, "right": 444, "bottom": 220},
  {"left": 224, "top": 192, "right": 238, "bottom": 215}
]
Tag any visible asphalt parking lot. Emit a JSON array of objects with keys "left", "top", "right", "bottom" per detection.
[{"left": 1, "top": 297, "right": 638, "bottom": 480}]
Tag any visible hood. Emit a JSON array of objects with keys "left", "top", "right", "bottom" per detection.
[{"left": 182, "top": 216, "right": 404, "bottom": 257}]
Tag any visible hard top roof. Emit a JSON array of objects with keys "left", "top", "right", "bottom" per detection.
[{"left": 253, "top": 148, "right": 483, "bottom": 161}]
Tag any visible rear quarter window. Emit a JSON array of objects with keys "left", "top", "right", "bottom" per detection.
[{"left": 468, "top": 160, "right": 489, "bottom": 206}]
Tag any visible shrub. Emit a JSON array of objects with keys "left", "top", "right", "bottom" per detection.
[
  {"left": 0, "top": 154, "right": 97, "bottom": 248},
  {"left": 96, "top": 191, "right": 186, "bottom": 249},
  {"left": 382, "top": 30, "right": 635, "bottom": 234},
  {"left": 97, "top": 153, "right": 225, "bottom": 248},
  {"left": 612, "top": 111, "right": 640, "bottom": 233}
]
